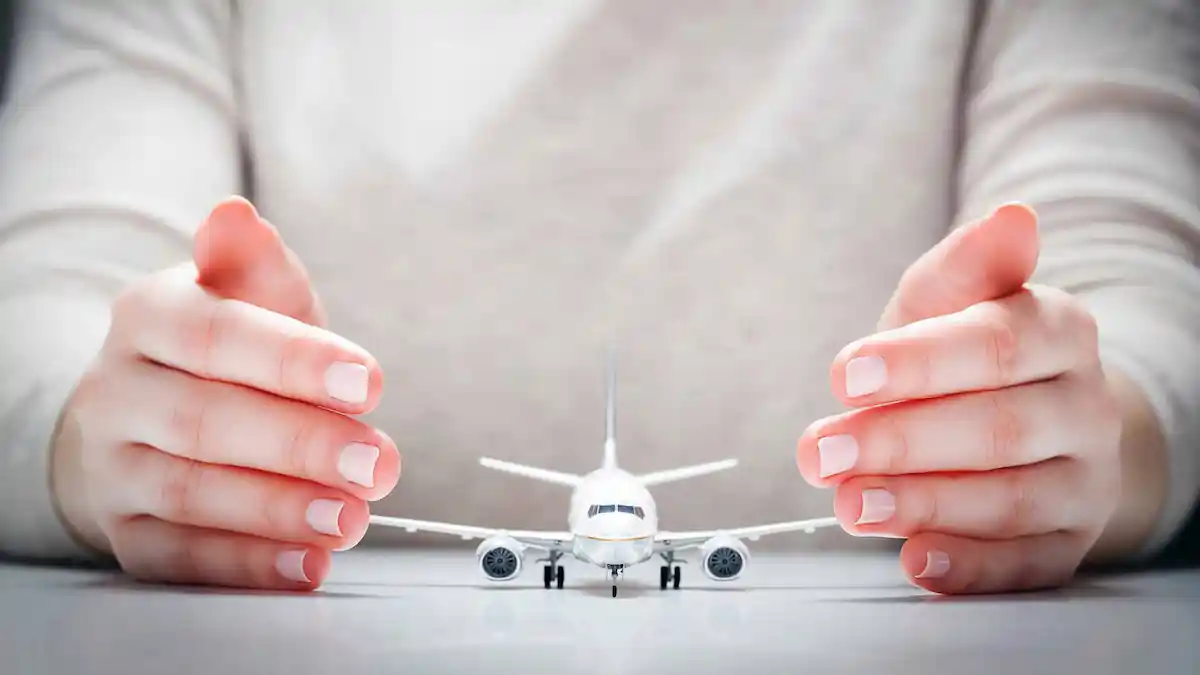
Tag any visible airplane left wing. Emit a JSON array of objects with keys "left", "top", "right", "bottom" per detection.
[
  {"left": 654, "top": 516, "right": 841, "bottom": 551},
  {"left": 368, "top": 515, "right": 574, "bottom": 551}
]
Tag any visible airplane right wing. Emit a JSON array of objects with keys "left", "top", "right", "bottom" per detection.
[
  {"left": 653, "top": 516, "right": 841, "bottom": 551},
  {"left": 368, "top": 515, "right": 574, "bottom": 551}
]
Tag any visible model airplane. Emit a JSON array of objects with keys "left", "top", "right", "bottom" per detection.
[{"left": 368, "top": 355, "right": 840, "bottom": 597}]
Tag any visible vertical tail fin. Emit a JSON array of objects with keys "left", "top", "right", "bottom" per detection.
[{"left": 602, "top": 349, "right": 618, "bottom": 469}]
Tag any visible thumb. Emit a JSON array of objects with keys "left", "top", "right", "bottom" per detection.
[
  {"left": 877, "top": 203, "right": 1039, "bottom": 331},
  {"left": 193, "top": 196, "right": 326, "bottom": 326}
]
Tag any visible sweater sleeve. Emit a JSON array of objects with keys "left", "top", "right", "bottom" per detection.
[
  {"left": 0, "top": 0, "right": 242, "bottom": 561},
  {"left": 954, "top": 0, "right": 1200, "bottom": 559}
]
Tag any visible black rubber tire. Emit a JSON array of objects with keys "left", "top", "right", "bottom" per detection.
[
  {"left": 672, "top": 566, "right": 681, "bottom": 590},
  {"left": 659, "top": 565, "right": 669, "bottom": 590},
  {"left": 555, "top": 565, "right": 565, "bottom": 589},
  {"left": 543, "top": 565, "right": 552, "bottom": 589},
  {"left": 612, "top": 585, "right": 618, "bottom": 598}
]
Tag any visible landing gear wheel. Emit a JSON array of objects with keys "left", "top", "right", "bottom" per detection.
[
  {"left": 543, "top": 565, "right": 553, "bottom": 589},
  {"left": 659, "top": 565, "right": 670, "bottom": 590},
  {"left": 612, "top": 585, "right": 618, "bottom": 598},
  {"left": 555, "top": 565, "right": 565, "bottom": 589},
  {"left": 672, "top": 565, "right": 681, "bottom": 590}
]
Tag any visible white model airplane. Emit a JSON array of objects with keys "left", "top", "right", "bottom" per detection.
[{"left": 368, "top": 355, "right": 840, "bottom": 597}]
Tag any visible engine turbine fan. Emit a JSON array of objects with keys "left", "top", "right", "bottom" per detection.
[
  {"left": 475, "top": 535, "right": 525, "bottom": 582},
  {"left": 699, "top": 535, "right": 749, "bottom": 581}
]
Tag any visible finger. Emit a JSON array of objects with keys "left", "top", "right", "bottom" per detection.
[
  {"left": 797, "top": 374, "right": 1116, "bottom": 484},
  {"left": 107, "top": 360, "right": 400, "bottom": 501},
  {"left": 193, "top": 196, "right": 325, "bottom": 326},
  {"left": 831, "top": 457, "right": 1099, "bottom": 540},
  {"left": 109, "top": 515, "right": 331, "bottom": 590},
  {"left": 109, "top": 443, "right": 372, "bottom": 550},
  {"left": 878, "top": 203, "right": 1040, "bottom": 331},
  {"left": 110, "top": 263, "right": 383, "bottom": 415},
  {"left": 831, "top": 285, "right": 1099, "bottom": 406},
  {"left": 898, "top": 531, "right": 1089, "bottom": 594}
]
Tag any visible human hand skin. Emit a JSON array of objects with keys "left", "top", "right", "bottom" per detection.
[
  {"left": 797, "top": 204, "right": 1168, "bottom": 594},
  {"left": 49, "top": 197, "right": 402, "bottom": 590}
]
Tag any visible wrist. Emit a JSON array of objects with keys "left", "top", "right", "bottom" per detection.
[{"left": 1085, "top": 367, "right": 1168, "bottom": 564}]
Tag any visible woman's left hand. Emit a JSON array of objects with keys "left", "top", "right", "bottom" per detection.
[{"left": 797, "top": 204, "right": 1123, "bottom": 594}]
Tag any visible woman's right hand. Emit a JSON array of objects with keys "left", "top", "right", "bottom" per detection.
[{"left": 50, "top": 197, "right": 401, "bottom": 590}]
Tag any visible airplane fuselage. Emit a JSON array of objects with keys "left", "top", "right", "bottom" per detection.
[{"left": 567, "top": 467, "right": 659, "bottom": 568}]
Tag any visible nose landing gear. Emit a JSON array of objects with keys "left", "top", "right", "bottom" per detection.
[{"left": 608, "top": 565, "right": 624, "bottom": 597}]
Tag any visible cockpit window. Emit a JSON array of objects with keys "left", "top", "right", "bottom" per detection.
[{"left": 588, "top": 504, "right": 645, "bottom": 519}]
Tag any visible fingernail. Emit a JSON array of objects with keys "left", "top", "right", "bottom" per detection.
[
  {"left": 857, "top": 488, "right": 896, "bottom": 524},
  {"left": 817, "top": 435, "right": 858, "bottom": 477},
  {"left": 338, "top": 442, "right": 379, "bottom": 488},
  {"left": 275, "top": 550, "right": 310, "bottom": 583},
  {"left": 306, "top": 499, "right": 345, "bottom": 536},
  {"left": 845, "top": 356, "right": 887, "bottom": 397},
  {"left": 916, "top": 550, "right": 951, "bottom": 579},
  {"left": 325, "top": 362, "right": 369, "bottom": 403}
]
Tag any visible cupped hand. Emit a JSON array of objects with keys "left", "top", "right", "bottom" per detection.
[
  {"left": 51, "top": 197, "right": 401, "bottom": 590},
  {"left": 797, "top": 204, "right": 1123, "bottom": 594}
]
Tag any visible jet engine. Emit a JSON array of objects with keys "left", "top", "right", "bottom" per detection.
[
  {"left": 475, "top": 535, "right": 525, "bottom": 581},
  {"left": 699, "top": 535, "right": 749, "bottom": 581}
]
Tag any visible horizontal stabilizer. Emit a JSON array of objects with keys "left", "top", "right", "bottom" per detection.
[
  {"left": 637, "top": 458, "right": 738, "bottom": 486},
  {"left": 479, "top": 457, "right": 583, "bottom": 487}
]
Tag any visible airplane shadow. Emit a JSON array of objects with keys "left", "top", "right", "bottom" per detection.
[{"left": 328, "top": 579, "right": 679, "bottom": 598}]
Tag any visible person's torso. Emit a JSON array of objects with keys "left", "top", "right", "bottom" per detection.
[{"left": 234, "top": 0, "right": 977, "bottom": 549}]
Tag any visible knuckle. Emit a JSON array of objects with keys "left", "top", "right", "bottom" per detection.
[
  {"left": 980, "top": 307, "right": 1020, "bottom": 386},
  {"left": 277, "top": 330, "right": 313, "bottom": 393},
  {"left": 910, "top": 482, "right": 940, "bottom": 534},
  {"left": 997, "top": 470, "right": 1038, "bottom": 537},
  {"left": 196, "top": 297, "right": 238, "bottom": 378},
  {"left": 158, "top": 457, "right": 209, "bottom": 523},
  {"left": 985, "top": 392, "right": 1024, "bottom": 467},
  {"left": 260, "top": 487, "right": 289, "bottom": 536},
  {"left": 165, "top": 532, "right": 202, "bottom": 582},
  {"left": 169, "top": 382, "right": 211, "bottom": 462},
  {"left": 284, "top": 415, "right": 317, "bottom": 480},
  {"left": 881, "top": 412, "right": 912, "bottom": 474}
]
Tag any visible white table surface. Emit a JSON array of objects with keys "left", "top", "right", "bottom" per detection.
[{"left": 2, "top": 546, "right": 1197, "bottom": 674}]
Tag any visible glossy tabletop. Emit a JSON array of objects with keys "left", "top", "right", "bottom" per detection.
[{"left": 2, "top": 546, "right": 1197, "bottom": 674}]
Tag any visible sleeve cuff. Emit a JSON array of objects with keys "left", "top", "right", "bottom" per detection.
[
  {"left": 1088, "top": 299, "right": 1200, "bottom": 562},
  {"left": 0, "top": 296, "right": 113, "bottom": 562},
  {"left": 0, "top": 370, "right": 97, "bottom": 561}
]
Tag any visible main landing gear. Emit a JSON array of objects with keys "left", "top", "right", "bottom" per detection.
[
  {"left": 658, "top": 551, "right": 682, "bottom": 590},
  {"left": 539, "top": 551, "right": 565, "bottom": 590}
]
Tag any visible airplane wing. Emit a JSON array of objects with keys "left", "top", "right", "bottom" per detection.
[
  {"left": 653, "top": 516, "right": 841, "bottom": 551},
  {"left": 368, "top": 515, "right": 574, "bottom": 551}
]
